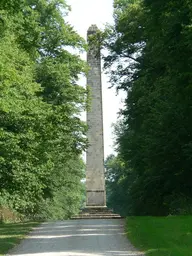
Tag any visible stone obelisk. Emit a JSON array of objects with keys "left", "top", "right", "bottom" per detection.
[{"left": 86, "top": 25, "right": 106, "bottom": 207}]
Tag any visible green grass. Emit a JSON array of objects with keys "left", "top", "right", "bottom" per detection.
[
  {"left": 0, "top": 222, "right": 40, "bottom": 256},
  {"left": 126, "top": 216, "right": 192, "bottom": 256}
]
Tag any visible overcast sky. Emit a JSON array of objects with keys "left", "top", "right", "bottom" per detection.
[{"left": 66, "top": 0, "right": 125, "bottom": 158}]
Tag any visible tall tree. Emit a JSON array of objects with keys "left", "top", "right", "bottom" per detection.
[
  {"left": 104, "top": 0, "right": 192, "bottom": 215},
  {"left": 0, "top": 0, "right": 88, "bottom": 219}
]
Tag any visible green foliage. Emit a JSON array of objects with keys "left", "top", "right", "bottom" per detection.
[
  {"left": 105, "top": 154, "right": 135, "bottom": 216},
  {"left": 0, "top": 0, "right": 87, "bottom": 219},
  {"left": 126, "top": 216, "right": 192, "bottom": 256},
  {"left": 104, "top": 0, "right": 192, "bottom": 215}
]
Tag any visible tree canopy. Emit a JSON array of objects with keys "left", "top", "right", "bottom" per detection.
[
  {"left": 0, "top": 0, "right": 87, "bottom": 219},
  {"left": 104, "top": 0, "right": 192, "bottom": 215}
]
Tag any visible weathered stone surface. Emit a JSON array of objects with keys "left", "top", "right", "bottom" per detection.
[
  {"left": 86, "top": 24, "right": 106, "bottom": 206},
  {"left": 71, "top": 206, "right": 122, "bottom": 219}
]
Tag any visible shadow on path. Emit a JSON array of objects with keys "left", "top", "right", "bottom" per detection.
[{"left": 7, "top": 219, "right": 144, "bottom": 256}]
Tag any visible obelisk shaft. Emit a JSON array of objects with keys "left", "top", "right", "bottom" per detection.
[{"left": 86, "top": 25, "right": 106, "bottom": 206}]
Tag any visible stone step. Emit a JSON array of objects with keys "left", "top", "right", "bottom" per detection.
[
  {"left": 73, "top": 214, "right": 121, "bottom": 217},
  {"left": 80, "top": 212, "right": 114, "bottom": 215},
  {"left": 71, "top": 214, "right": 122, "bottom": 219},
  {"left": 82, "top": 210, "right": 113, "bottom": 214},
  {"left": 71, "top": 207, "right": 122, "bottom": 220}
]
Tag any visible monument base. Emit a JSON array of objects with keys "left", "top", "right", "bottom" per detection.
[
  {"left": 71, "top": 206, "right": 122, "bottom": 219},
  {"left": 86, "top": 190, "right": 106, "bottom": 206}
]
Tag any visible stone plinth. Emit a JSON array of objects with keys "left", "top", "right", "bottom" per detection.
[{"left": 71, "top": 206, "right": 122, "bottom": 219}]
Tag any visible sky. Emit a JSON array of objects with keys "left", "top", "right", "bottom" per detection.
[{"left": 66, "top": 0, "right": 125, "bottom": 158}]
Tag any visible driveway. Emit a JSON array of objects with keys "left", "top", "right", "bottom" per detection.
[{"left": 7, "top": 219, "right": 144, "bottom": 256}]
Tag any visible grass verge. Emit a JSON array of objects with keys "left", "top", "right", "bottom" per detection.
[
  {"left": 126, "top": 216, "right": 192, "bottom": 256},
  {"left": 0, "top": 222, "right": 40, "bottom": 256}
]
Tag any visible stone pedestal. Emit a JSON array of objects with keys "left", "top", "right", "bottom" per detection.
[{"left": 71, "top": 206, "right": 122, "bottom": 219}]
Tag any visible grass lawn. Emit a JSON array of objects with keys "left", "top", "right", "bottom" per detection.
[
  {"left": 0, "top": 222, "right": 40, "bottom": 256},
  {"left": 126, "top": 216, "right": 192, "bottom": 256}
]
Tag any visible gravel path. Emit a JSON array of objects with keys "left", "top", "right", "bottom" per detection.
[{"left": 7, "top": 219, "right": 144, "bottom": 256}]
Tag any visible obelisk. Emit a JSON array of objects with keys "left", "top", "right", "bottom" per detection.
[{"left": 86, "top": 25, "right": 106, "bottom": 207}]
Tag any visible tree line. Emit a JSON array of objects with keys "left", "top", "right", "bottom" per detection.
[
  {"left": 0, "top": 0, "right": 88, "bottom": 220},
  {"left": 104, "top": 0, "right": 192, "bottom": 216}
]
